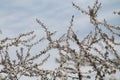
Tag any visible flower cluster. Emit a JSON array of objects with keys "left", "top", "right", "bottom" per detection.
[{"left": 0, "top": 0, "right": 120, "bottom": 80}]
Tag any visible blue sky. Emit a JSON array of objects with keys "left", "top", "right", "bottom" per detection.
[
  {"left": 0, "top": 0, "right": 120, "bottom": 36},
  {"left": 0, "top": 0, "right": 120, "bottom": 80}
]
